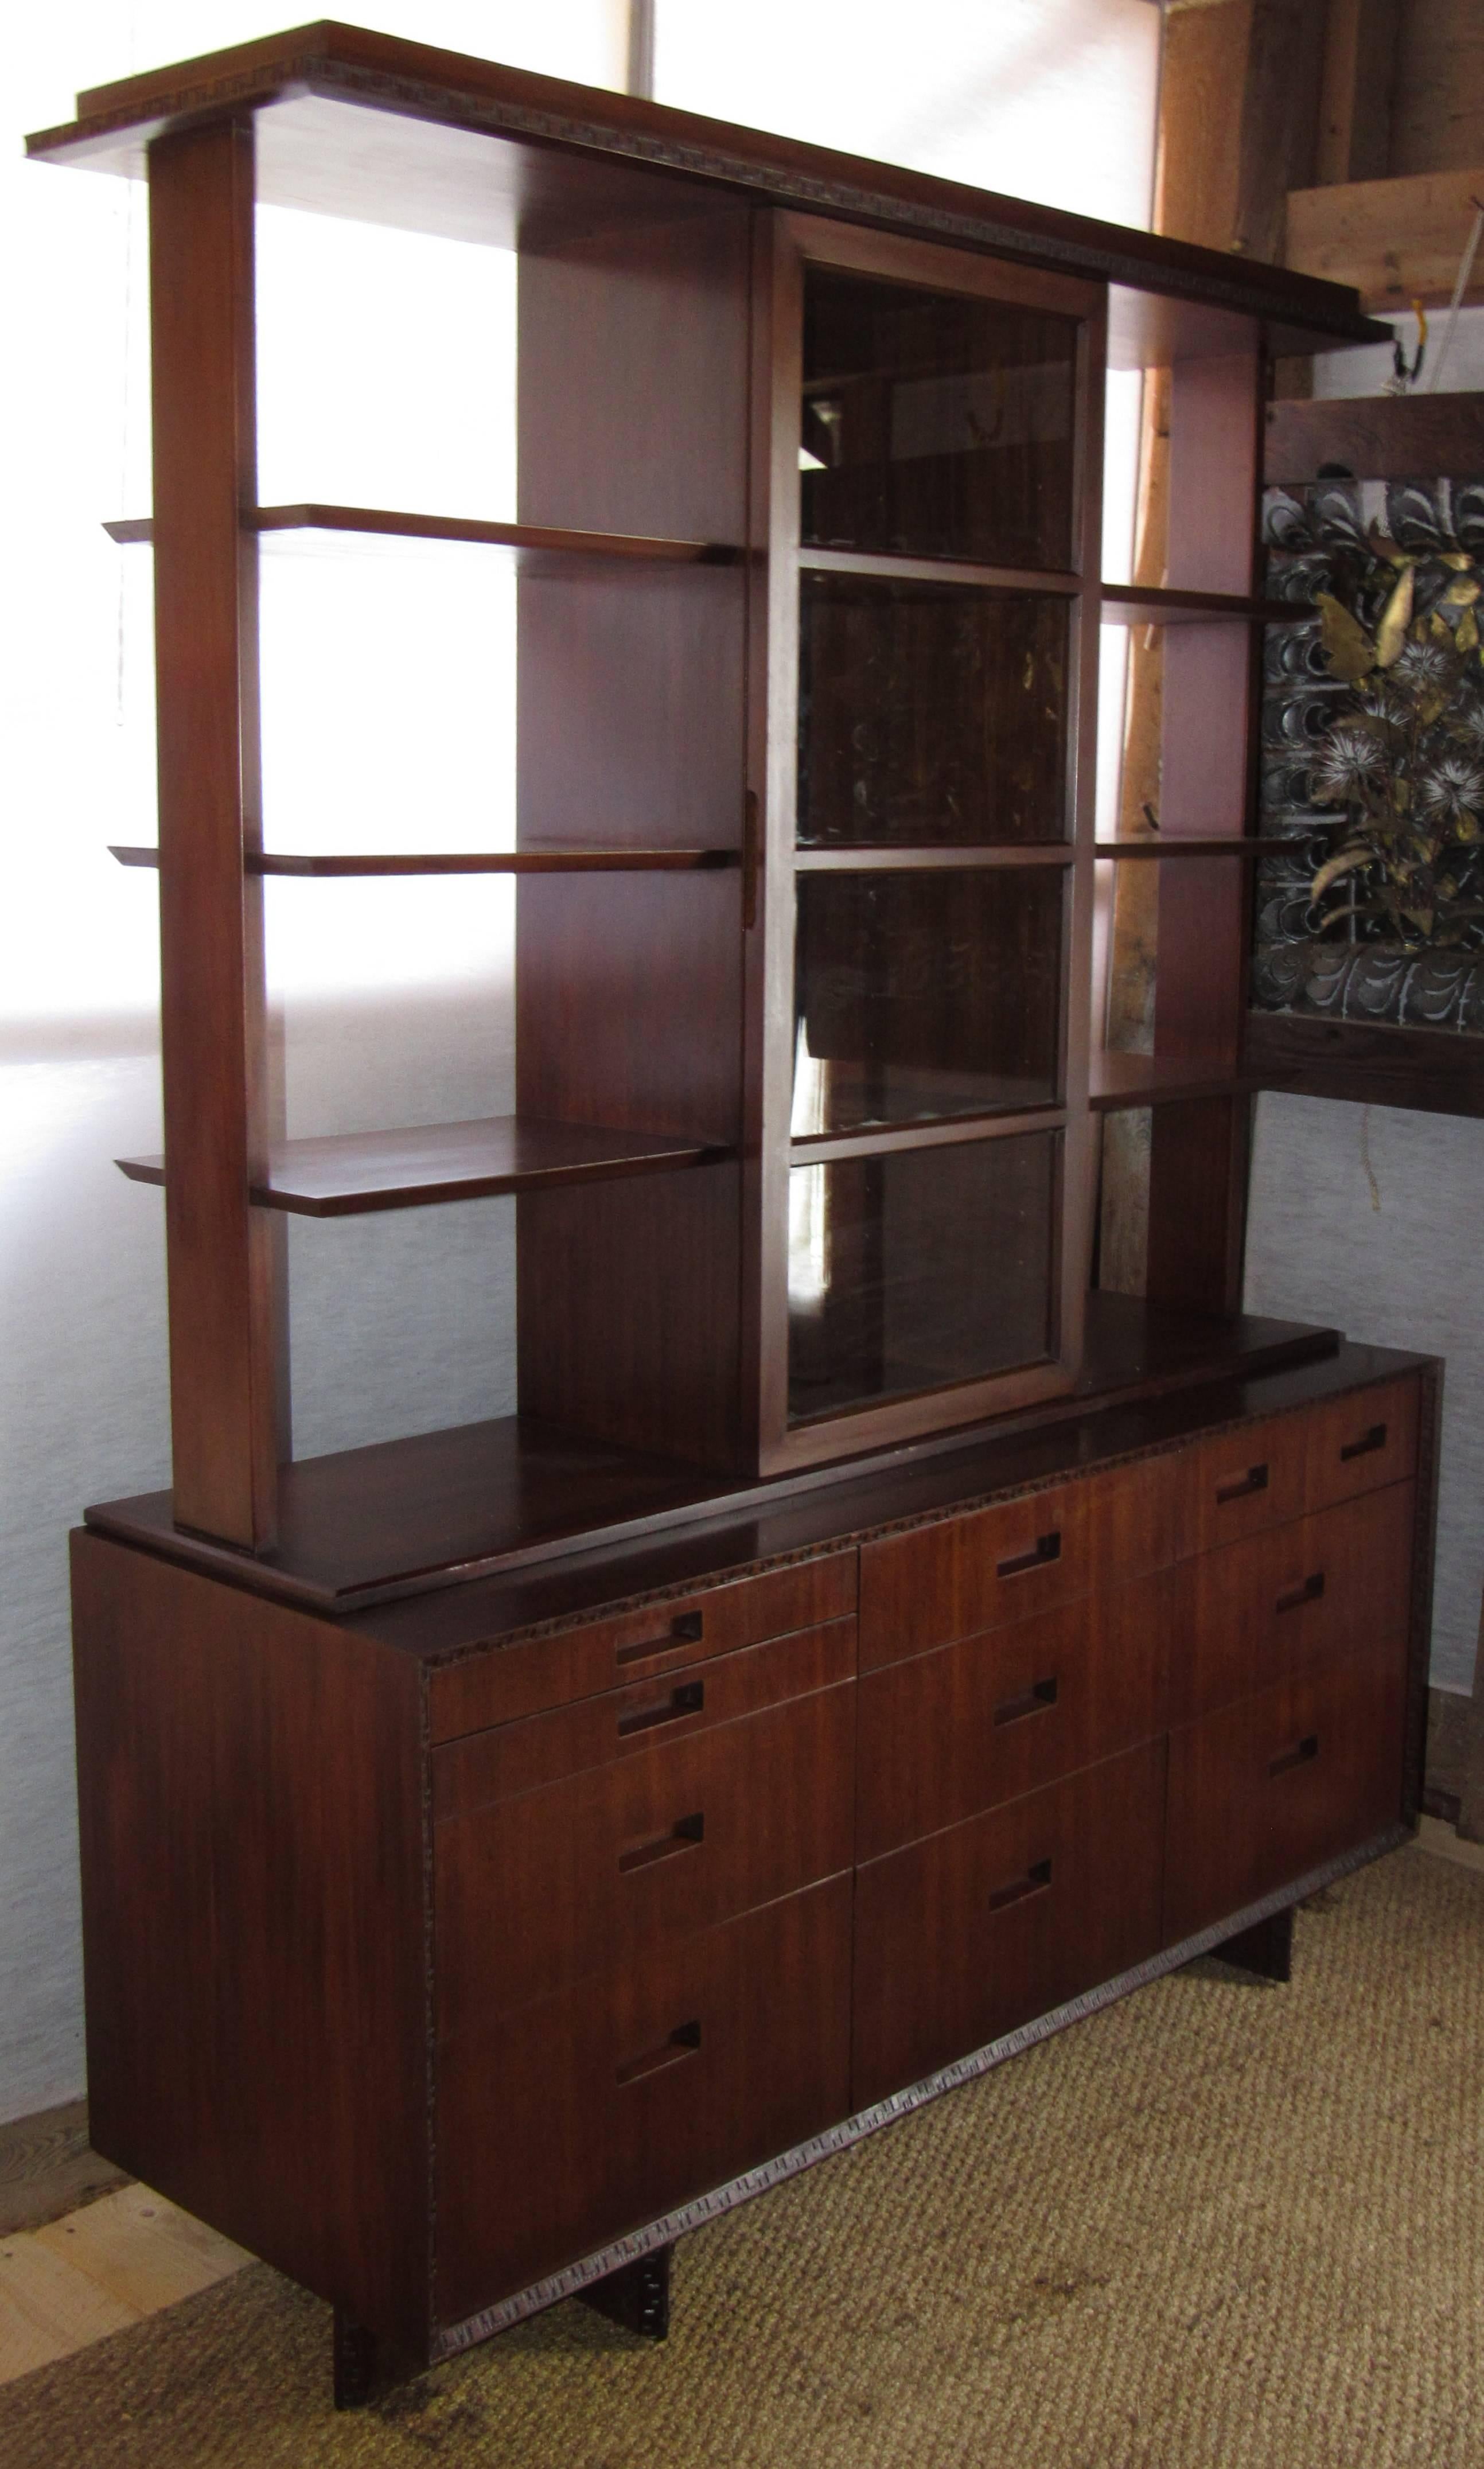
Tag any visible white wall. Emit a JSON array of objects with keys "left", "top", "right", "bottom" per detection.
[
  {"left": 1245, "top": 1095, "right": 1484, "bottom": 1696},
  {"left": 1, "top": 3, "right": 1160, "bottom": 2124}
]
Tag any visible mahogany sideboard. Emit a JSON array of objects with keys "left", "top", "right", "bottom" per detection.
[{"left": 71, "top": 1330, "right": 1436, "bottom": 2400}]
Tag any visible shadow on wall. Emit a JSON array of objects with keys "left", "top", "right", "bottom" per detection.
[
  {"left": 0, "top": 981, "right": 519, "bottom": 2123},
  {"left": 1244, "top": 1090, "right": 1484, "bottom": 1695}
]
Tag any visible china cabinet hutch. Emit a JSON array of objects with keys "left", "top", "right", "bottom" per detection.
[{"left": 31, "top": 24, "right": 1438, "bottom": 2406}]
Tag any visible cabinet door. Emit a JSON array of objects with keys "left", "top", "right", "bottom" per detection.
[{"left": 752, "top": 217, "right": 1105, "bottom": 1474}]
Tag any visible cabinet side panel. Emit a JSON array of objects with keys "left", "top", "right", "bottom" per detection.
[
  {"left": 518, "top": 1165, "right": 743, "bottom": 1470},
  {"left": 517, "top": 207, "right": 750, "bottom": 544},
  {"left": 69, "top": 1532, "right": 430, "bottom": 2350}
]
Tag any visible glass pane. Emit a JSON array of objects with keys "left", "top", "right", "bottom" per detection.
[
  {"left": 792, "top": 870, "right": 1063, "bottom": 1135},
  {"left": 798, "top": 574, "right": 1070, "bottom": 847},
  {"left": 801, "top": 267, "right": 1079, "bottom": 570},
  {"left": 787, "top": 1133, "right": 1058, "bottom": 1424}
]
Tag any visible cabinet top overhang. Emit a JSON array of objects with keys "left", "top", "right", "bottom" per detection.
[{"left": 28, "top": 17, "right": 1388, "bottom": 367}]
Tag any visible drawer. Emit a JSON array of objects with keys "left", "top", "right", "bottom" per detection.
[
  {"left": 1304, "top": 1378, "right": 1420, "bottom": 1514},
  {"left": 857, "top": 1563, "right": 1180, "bottom": 1860},
  {"left": 1191, "top": 1412, "right": 1311, "bottom": 1549},
  {"left": 435, "top": 1679, "right": 855, "bottom": 2023},
  {"left": 434, "top": 1876, "right": 852, "bottom": 2325},
  {"left": 859, "top": 1451, "right": 1196, "bottom": 1670},
  {"left": 1164, "top": 1647, "right": 1408, "bottom": 1944},
  {"left": 1171, "top": 1482, "right": 1415, "bottom": 1727},
  {"left": 433, "top": 1615, "right": 856, "bottom": 1815},
  {"left": 852, "top": 1740, "right": 1166, "bottom": 2110},
  {"left": 429, "top": 1550, "right": 856, "bottom": 1743}
]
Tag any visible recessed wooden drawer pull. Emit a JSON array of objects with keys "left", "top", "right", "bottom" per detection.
[
  {"left": 992, "top": 1676, "right": 1060, "bottom": 1728},
  {"left": 988, "top": 1855, "right": 1054, "bottom": 1914},
  {"left": 1268, "top": 1732, "right": 1319, "bottom": 1780},
  {"left": 615, "top": 2020, "right": 702, "bottom": 2088},
  {"left": 1275, "top": 1572, "right": 1325, "bottom": 1615},
  {"left": 617, "top": 1812, "right": 706, "bottom": 1874},
  {"left": 617, "top": 1680, "right": 704, "bottom": 1738},
  {"left": 1339, "top": 1422, "right": 1387, "bottom": 1464},
  {"left": 615, "top": 1611, "right": 704, "bottom": 1666},
  {"left": 1215, "top": 1463, "right": 1268, "bottom": 1505},
  {"left": 996, "top": 1530, "right": 1061, "bottom": 1581}
]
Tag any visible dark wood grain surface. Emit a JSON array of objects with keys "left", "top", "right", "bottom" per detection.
[
  {"left": 435, "top": 1679, "right": 855, "bottom": 2020},
  {"left": 856, "top": 1566, "right": 1178, "bottom": 1858},
  {"left": 1170, "top": 1482, "right": 1416, "bottom": 1726},
  {"left": 116, "top": 1115, "right": 732, "bottom": 1216},
  {"left": 434, "top": 1876, "right": 852, "bottom": 2324},
  {"left": 429, "top": 1554, "right": 856, "bottom": 1744},
  {"left": 82, "top": 1306, "right": 1374, "bottom": 1615},
  {"left": 1244, "top": 1011, "right": 1484, "bottom": 1123},
  {"left": 1265, "top": 390, "right": 1484, "bottom": 485},
  {"left": 70, "top": 1532, "right": 430, "bottom": 2353},
  {"left": 107, "top": 504, "right": 743, "bottom": 563},
  {"left": 111, "top": 846, "right": 740, "bottom": 876},
  {"left": 27, "top": 23, "right": 1385, "bottom": 353},
  {"left": 852, "top": 1740, "right": 1167, "bottom": 2108},
  {"left": 1164, "top": 1646, "right": 1409, "bottom": 1942},
  {"left": 147, "top": 119, "right": 280, "bottom": 1548}
]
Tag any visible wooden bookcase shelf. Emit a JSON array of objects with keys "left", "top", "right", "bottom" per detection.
[
  {"left": 1089, "top": 1053, "right": 1269, "bottom": 1112},
  {"left": 117, "top": 1116, "right": 732, "bottom": 1217},
  {"left": 1093, "top": 838, "right": 1284, "bottom": 860},
  {"left": 106, "top": 504, "right": 742, "bottom": 567},
  {"left": 1100, "top": 583, "right": 1300, "bottom": 625},
  {"left": 111, "top": 845, "right": 739, "bottom": 876}
]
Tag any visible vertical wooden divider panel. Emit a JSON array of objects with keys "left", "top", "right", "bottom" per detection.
[
  {"left": 149, "top": 118, "right": 281, "bottom": 1547},
  {"left": 1148, "top": 346, "right": 1264, "bottom": 1316}
]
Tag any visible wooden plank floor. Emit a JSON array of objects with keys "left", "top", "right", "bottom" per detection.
[{"left": 0, "top": 2184, "right": 248, "bottom": 2385}]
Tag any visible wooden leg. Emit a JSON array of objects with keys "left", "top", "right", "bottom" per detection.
[
  {"left": 332, "top": 2306, "right": 379, "bottom": 2410},
  {"left": 1216, "top": 1905, "right": 1293, "bottom": 1983},
  {"left": 576, "top": 2242, "right": 673, "bottom": 2341}
]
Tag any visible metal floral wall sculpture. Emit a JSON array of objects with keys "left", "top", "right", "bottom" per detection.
[{"left": 1254, "top": 477, "right": 1484, "bottom": 1033}]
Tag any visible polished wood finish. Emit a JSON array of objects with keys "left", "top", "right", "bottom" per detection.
[
  {"left": 434, "top": 1876, "right": 853, "bottom": 2323},
  {"left": 69, "top": 1348, "right": 1433, "bottom": 2382},
  {"left": 111, "top": 846, "right": 739, "bottom": 876},
  {"left": 28, "top": 24, "right": 1385, "bottom": 355},
  {"left": 147, "top": 119, "right": 279, "bottom": 1548},
  {"left": 1265, "top": 389, "right": 1484, "bottom": 486},
  {"left": 82, "top": 1302, "right": 1355, "bottom": 1614},
  {"left": 859, "top": 1448, "right": 1197, "bottom": 1670},
  {"left": 856, "top": 1567, "right": 1177, "bottom": 1859},
  {"left": 429, "top": 1555, "right": 856, "bottom": 1744},
  {"left": 1101, "top": 585, "right": 1294, "bottom": 625},
  {"left": 107, "top": 504, "right": 742, "bottom": 564},
  {"left": 49, "top": 30, "right": 1429, "bottom": 2395},
  {"left": 433, "top": 1615, "right": 855, "bottom": 1813},
  {"left": 1244, "top": 1011, "right": 1484, "bottom": 1125},
  {"left": 1172, "top": 1483, "right": 1416, "bottom": 1725},
  {"left": 1164, "top": 1649, "right": 1409, "bottom": 1942},
  {"left": 116, "top": 1115, "right": 731, "bottom": 1218},
  {"left": 69, "top": 1533, "right": 428, "bottom": 2351},
  {"left": 852, "top": 1741, "right": 1168, "bottom": 2108},
  {"left": 435, "top": 1672, "right": 855, "bottom": 2019}
]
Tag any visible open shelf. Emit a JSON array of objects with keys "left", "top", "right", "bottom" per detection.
[
  {"left": 104, "top": 504, "right": 743, "bottom": 569},
  {"left": 1090, "top": 1053, "right": 1269, "bottom": 1112},
  {"left": 110, "top": 845, "right": 738, "bottom": 877},
  {"left": 1100, "top": 583, "right": 1298, "bottom": 626},
  {"left": 794, "top": 844, "right": 1072, "bottom": 871},
  {"left": 116, "top": 1115, "right": 733, "bottom": 1217},
  {"left": 81, "top": 1295, "right": 1342, "bottom": 1614},
  {"left": 1093, "top": 837, "right": 1286, "bottom": 860},
  {"left": 798, "top": 545, "right": 1081, "bottom": 595}
]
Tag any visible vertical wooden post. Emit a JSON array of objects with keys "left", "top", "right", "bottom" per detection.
[
  {"left": 149, "top": 118, "right": 281, "bottom": 1548},
  {"left": 1147, "top": 346, "right": 1264, "bottom": 1316}
]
